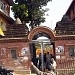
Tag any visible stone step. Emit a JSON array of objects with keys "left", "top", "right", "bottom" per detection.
[
  {"left": 14, "top": 70, "right": 37, "bottom": 75},
  {"left": 14, "top": 70, "right": 31, "bottom": 75},
  {"left": 14, "top": 74, "right": 37, "bottom": 75}
]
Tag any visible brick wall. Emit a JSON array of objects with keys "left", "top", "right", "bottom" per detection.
[
  {"left": 0, "top": 41, "right": 31, "bottom": 70},
  {"left": 55, "top": 39, "right": 75, "bottom": 73}
]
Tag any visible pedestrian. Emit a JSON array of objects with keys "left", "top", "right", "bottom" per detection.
[
  {"left": 43, "top": 53, "right": 46, "bottom": 71},
  {"left": 38, "top": 53, "right": 42, "bottom": 70},
  {"left": 51, "top": 58, "right": 57, "bottom": 73},
  {"left": 2, "top": 68, "right": 7, "bottom": 75},
  {"left": 32, "top": 56, "right": 38, "bottom": 67},
  {"left": 46, "top": 52, "right": 52, "bottom": 71},
  {"left": 0, "top": 66, "right": 2, "bottom": 75}
]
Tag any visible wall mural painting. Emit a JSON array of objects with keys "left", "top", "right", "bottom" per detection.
[
  {"left": 56, "top": 46, "right": 64, "bottom": 54},
  {"left": 1, "top": 48, "right": 6, "bottom": 55},
  {"left": 21, "top": 47, "right": 29, "bottom": 55}
]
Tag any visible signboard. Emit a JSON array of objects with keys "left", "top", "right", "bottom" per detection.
[{"left": 19, "top": 46, "right": 31, "bottom": 71}]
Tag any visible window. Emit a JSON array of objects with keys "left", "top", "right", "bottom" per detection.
[
  {"left": 0, "top": 0, "right": 6, "bottom": 12},
  {"left": 1, "top": 3, "right": 3, "bottom": 10},
  {"left": 11, "top": 49, "right": 17, "bottom": 59},
  {"left": 0, "top": 0, "right": 2, "bottom": 9},
  {"left": 68, "top": 46, "right": 75, "bottom": 57},
  {"left": 3, "top": 3, "right": 6, "bottom": 11}
]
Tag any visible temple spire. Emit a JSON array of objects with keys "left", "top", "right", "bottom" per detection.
[{"left": 14, "top": 18, "right": 22, "bottom": 24}]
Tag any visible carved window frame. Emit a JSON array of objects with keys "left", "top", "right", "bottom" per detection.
[{"left": 68, "top": 46, "right": 75, "bottom": 57}]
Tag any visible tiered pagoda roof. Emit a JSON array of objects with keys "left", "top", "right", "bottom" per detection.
[
  {"left": 0, "top": 24, "right": 29, "bottom": 38},
  {"left": 55, "top": 15, "right": 75, "bottom": 36}
]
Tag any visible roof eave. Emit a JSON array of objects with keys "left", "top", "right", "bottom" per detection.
[{"left": 0, "top": 10, "right": 14, "bottom": 24}]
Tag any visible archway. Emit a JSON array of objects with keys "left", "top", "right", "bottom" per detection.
[
  {"left": 28, "top": 26, "right": 55, "bottom": 71},
  {"left": 28, "top": 26, "right": 55, "bottom": 55},
  {"left": 28, "top": 26, "right": 55, "bottom": 41}
]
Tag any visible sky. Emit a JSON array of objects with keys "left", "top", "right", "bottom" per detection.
[{"left": 10, "top": 0, "right": 72, "bottom": 30}]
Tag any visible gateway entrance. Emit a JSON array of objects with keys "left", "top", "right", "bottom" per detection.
[
  {"left": 28, "top": 26, "right": 55, "bottom": 72},
  {"left": 30, "top": 38, "right": 55, "bottom": 71}
]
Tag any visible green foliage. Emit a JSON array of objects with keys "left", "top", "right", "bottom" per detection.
[
  {"left": 11, "top": 4, "right": 28, "bottom": 22},
  {"left": 11, "top": 0, "right": 52, "bottom": 30}
]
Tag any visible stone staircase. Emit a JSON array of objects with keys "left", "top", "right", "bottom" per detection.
[
  {"left": 0, "top": 58, "right": 37, "bottom": 75},
  {"left": 0, "top": 59, "right": 55, "bottom": 75},
  {"left": 14, "top": 69, "right": 37, "bottom": 75},
  {"left": 14, "top": 66, "right": 31, "bottom": 75},
  {"left": 14, "top": 70, "right": 31, "bottom": 75}
]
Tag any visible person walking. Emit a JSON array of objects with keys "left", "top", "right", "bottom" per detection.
[
  {"left": 46, "top": 52, "right": 52, "bottom": 71},
  {"left": 51, "top": 58, "right": 57, "bottom": 73}
]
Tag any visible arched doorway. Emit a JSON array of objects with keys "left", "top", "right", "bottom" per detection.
[
  {"left": 28, "top": 26, "right": 55, "bottom": 71},
  {"left": 28, "top": 26, "right": 55, "bottom": 41}
]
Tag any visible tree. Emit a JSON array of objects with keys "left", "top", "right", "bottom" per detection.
[{"left": 11, "top": 0, "right": 52, "bottom": 30}]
